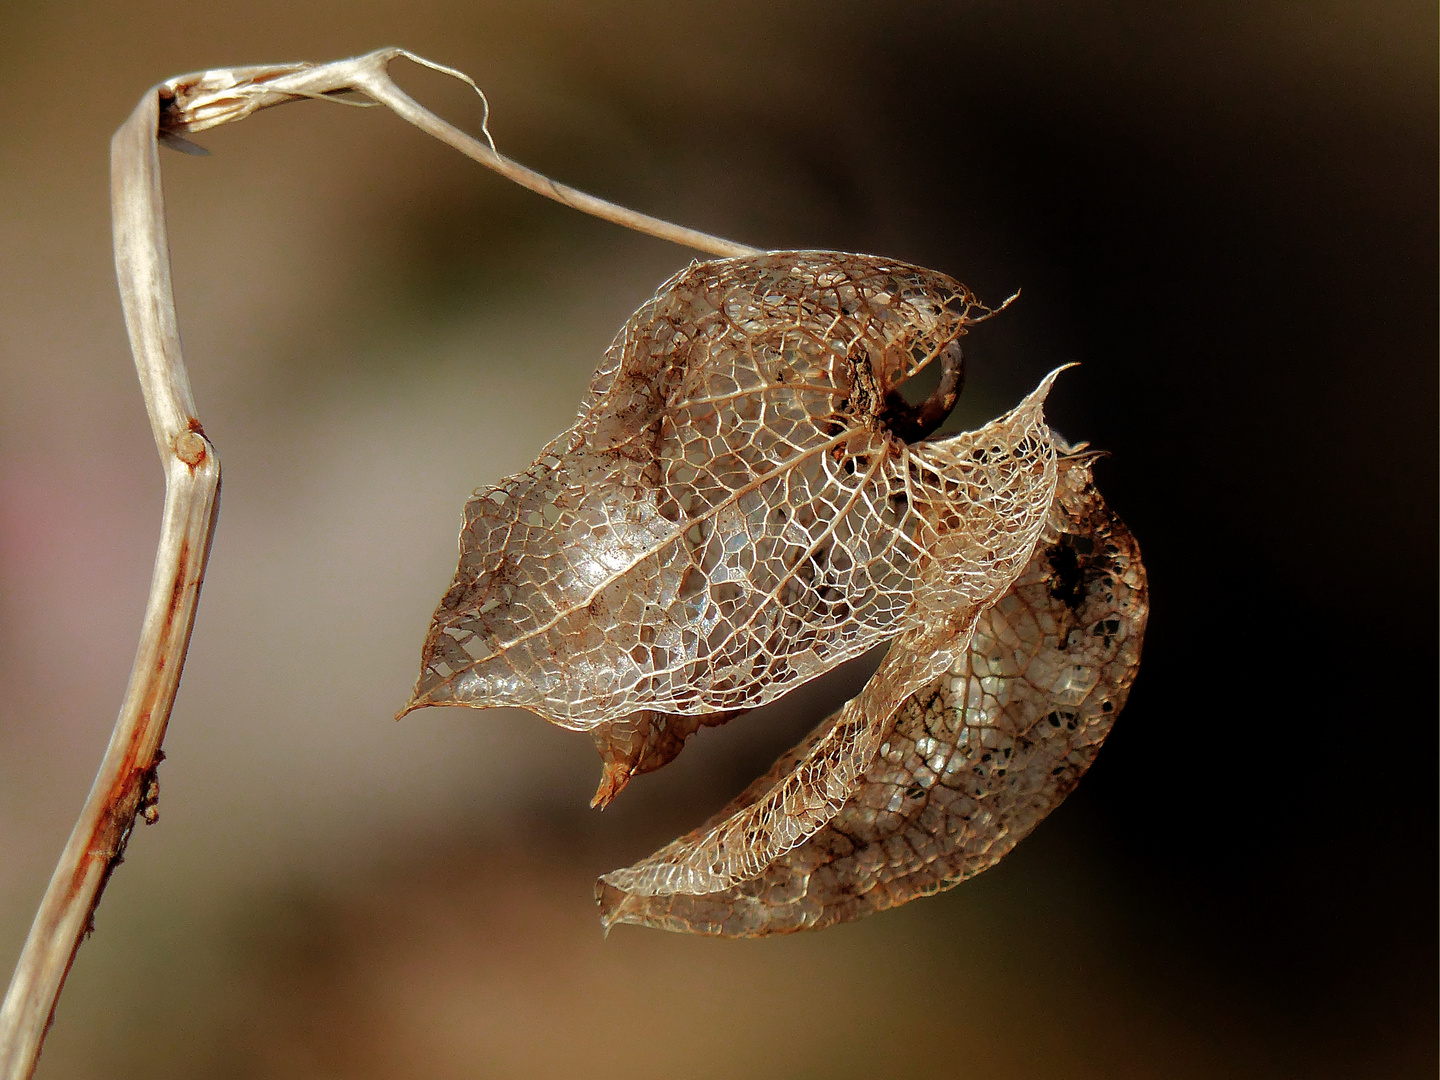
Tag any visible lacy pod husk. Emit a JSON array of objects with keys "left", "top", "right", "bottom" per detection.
[
  {"left": 405, "top": 250, "right": 1146, "bottom": 935},
  {"left": 405, "top": 252, "right": 1058, "bottom": 728},
  {"left": 598, "top": 455, "right": 1148, "bottom": 935}
]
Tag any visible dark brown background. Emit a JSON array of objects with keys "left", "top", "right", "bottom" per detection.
[{"left": 1, "top": 2, "right": 1434, "bottom": 1077}]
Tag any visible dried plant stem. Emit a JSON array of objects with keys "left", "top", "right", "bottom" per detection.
[
  {"left": 159, "top": 48, "right": 760, "bottom": 259},
  {"left": 0, "top": 48, "right": 757, "bottom": 1080}
]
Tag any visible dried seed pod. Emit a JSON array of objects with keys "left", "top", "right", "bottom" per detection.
[
  {"left": 403, "top": 253, "right": 1060, "bottom": 731},
  {"left": 597, "top": 457, "right": 1148, "bottom": 935}
]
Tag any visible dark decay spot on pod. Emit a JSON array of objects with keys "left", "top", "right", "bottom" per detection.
[
  {"left": 844, "top": 348, "right": 878, "bottom": 420},
  {"left": 1048, "top": 538, "right": 1085, "bottom": 612}
]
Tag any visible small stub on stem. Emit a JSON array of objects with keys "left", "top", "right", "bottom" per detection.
[{"left": 174, "top": 431, "right": 207, "bottom": 467}]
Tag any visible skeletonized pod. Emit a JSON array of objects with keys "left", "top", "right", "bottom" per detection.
[
  {"left": 598, "top": 456, "right": 1147, "bottom": 935},
  {"left": 404, "top": 253, "right": 1058, "bottom": 732}
]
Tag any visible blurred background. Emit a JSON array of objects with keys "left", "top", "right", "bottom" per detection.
[{"left": 1, "top": 2, "right": 1434, "bottom": 1077}]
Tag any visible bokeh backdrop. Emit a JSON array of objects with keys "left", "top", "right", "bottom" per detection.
[{"left": 1, "top": 2, "right": 1435, "bottom": 1077}]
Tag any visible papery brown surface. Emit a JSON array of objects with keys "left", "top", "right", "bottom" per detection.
[
  {"left": 587, "top": 709, "right": 738, "bottom": 808},
  {"left": 598, "top": 457, "right": 1147, "bottom": 935},
  {"left": 404, "top": 253, "right": 1059, "bottom": 730}
]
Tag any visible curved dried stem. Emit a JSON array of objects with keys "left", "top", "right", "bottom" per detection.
[
  {"left": 882, "top": 339, "right": 965, "bottom": 442},
  {"left": 0, "top": 48, "right": 758, "bottom": 1080},
  {"left": 158, "top": 48, "right": 759, "bottom": 259}
]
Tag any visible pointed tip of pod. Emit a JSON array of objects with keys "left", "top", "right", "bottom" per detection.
[
  {"left": 1035, "top": 362, "right": 1080, "bottom": 398},
  {"left": 394, "top": 694, "right": 429, "bottom": 721},
  {"left": 595, "top": 879, "right": 634, "bottom": 936}
]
